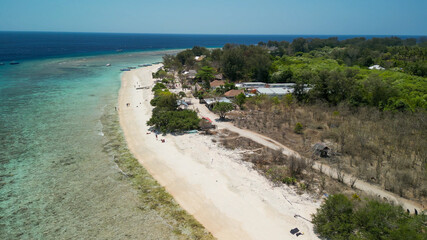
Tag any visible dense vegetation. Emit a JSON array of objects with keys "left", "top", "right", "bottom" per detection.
[
  {"left": 271, "top": 55, "right": 426, "bottom": 111},
  {"left": 147, "top": 83, "right": 200, "bottom": 133},
  {"left": 312, "top": 194, "right": 426, "bottom": 240},
  {"left": 163, "top": 36, "right": 426, "bottom": 112}
]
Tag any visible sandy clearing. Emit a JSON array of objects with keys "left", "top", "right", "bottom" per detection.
[{"left": 118, "top": 65, "right": 320, "bottom": 240}]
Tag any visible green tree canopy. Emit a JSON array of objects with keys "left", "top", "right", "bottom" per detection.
[
  {"left": 196, "top": 66, "right": 215, "bottom": 89},
  {"left": 235, "top": 92, "right": 246, "bottom": 109},
  {"left": 196, "top": 66, "right": 215, "bottom": 81},
  {"left": 312, "top": 194, "right": 354, "bottom": 239},
  {"left": 221, "top": 46, "right": 245, "bottom": 81},
  {"left": 191, "top": 46, "right": 210, "bottom": 56},
  {"left": 152, "top": 82, "right": 167, "bottom": 92},
  {"left": 312, "top": 194, "right": 426, "bottom": 240},
  {"left": 176, "top": 49, "right": 195, "bottom": 67},
  {"left": 147, "top": 109, "right": 200, "bottom": 133},
  {"left": 213, "top": 102, "right": 234, "bottom": 120},
  {"left": 150, "top": 91, "right": 178, "bottom": 111},
  {"left": 214, "top": 82, "right": 237, "bottom": 95}
]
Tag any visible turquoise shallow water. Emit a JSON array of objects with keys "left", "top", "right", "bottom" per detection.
[{"left": 0, "top": 50, "right": 182, "bottom": 239}]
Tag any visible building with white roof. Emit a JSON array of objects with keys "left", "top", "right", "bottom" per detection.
[
  {"left": 203, "top": 97, "right": 232, "bottom": 108},
  {"left": 368, "top": 65, "right": 385, "bottom": 70},
  {"left": 268, "top": 83, "right": 296, "bottom": 88},
  {"left": 256, "top": 87, "right": 293, "bottom": 96},
  {"left": 241, "top": 82, "right": 267, "bottom": 89}
]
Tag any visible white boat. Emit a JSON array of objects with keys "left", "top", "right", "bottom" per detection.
[{"left": 106, "top": 63, "right": 111, "bottom": 67}]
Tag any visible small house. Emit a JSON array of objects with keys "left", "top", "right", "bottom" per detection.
[
  {"left": 194, "top": 55, "right": 206, "bottom": 61},
  {"left": 193, "top": 83, "right": 203, "bottom": 92},
  {"left": 224, "top": 89, "right": 244, "bottom": 98},
  {"left": 214, "top": 73, "right": 224, "bottom": 80},
  {"left": 312, "top": 143, "right": 330, "bottom": 158},
  {"left": 184, "top": 70, "right": 197, "bottom": 80},
  {"left": 210, "top": 80, "right": 225, "bottom": 89}
]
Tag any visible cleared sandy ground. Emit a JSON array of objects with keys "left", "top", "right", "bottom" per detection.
[{"left": 118, "top": 65, "right": 320, "bottom": 240}]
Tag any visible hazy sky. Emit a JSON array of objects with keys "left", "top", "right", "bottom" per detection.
[{"left": 0, "top": 0, "right": 425, "bottom": 35}]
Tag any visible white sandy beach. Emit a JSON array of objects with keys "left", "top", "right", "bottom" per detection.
[{"left": 118, "top": 65, "right": 320, "bottom": 240}]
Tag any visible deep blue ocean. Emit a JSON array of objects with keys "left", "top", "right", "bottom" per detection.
[
  {"left": 0, "top": 32, "right": 423, "bottom": 239},
  {"left": 1, "top": 31, "right": 423, "bottom": 61}
]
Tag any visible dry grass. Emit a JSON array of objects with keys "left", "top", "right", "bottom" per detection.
[
  {"left": 231, "top": 97, "right": 426, "bottom": 205},
  {"left": 217, "top": 129, "right": 352, "bottom": 196}
]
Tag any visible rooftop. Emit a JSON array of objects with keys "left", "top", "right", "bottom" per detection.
[
  {"left": 224, "top": 89, "right": 244, "bottom": 97},
  {"left": 257, "top": 87, "right": 292, "bottom": 95},
  {"left": 204, "top": 97, "right": 232, "bottom": 105},
  {"left": 210, "top": 80, "right": 225, "bottom": 88}
]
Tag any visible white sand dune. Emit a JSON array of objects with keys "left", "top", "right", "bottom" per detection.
[{"left": 118, "top": 65, "right": 320, "bottom": 240}]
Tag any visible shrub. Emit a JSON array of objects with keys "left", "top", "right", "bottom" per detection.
[
  {"left": 235, "top": 93, "right": 246, "bottom": 109},
  {"left": 178, "top": 91, "right": 186, "bottom": 98},
  {"left": 299, "top": 182, "right": 307, "bottom": 190},
  {"left": 213, "top": 102, "right": 234, "bottom": 120},
  {"left": 150, "top": 92, "right": 178, "bottom": 110},
  {"left": 152, "top": 69, "right": 168, "bottom": 79},
  {"left": 294, "top": 122, "right": 303, "bottom": 134},
  {"left": 282, "top": 176, "right": 297, "bottom": 185},
  {"left": 152, "top": 82, "right": 167, "bottom": 92},
  {"left": 312, "top": 194, "right": 426, "bottom": 240},
  {"left": 312, "top": 194, "right": 354, "bottom": 239},
  {"left": 147, "top": 109, "right": 200, "bottom": 133}
]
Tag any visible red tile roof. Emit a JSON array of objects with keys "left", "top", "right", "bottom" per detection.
[
  {"left": 210, "top": 80, "right": 225, "bottom": 88},
  {"left": 224, "top": 89, "right": 244, "bottom": 97}
]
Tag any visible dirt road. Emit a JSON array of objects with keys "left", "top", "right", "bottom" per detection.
[{"left": 192, "top": 100, "right": 424, "bottom": 213}]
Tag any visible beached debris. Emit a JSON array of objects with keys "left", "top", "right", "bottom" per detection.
[
  {"left": 199, "top": 117, "right": 216, "bottom": 134},
  {"left": 290, "top": 227, "right": 304, "bottom": 237},
  {"left": 290, "top": 228, "right": 299, "bottom": 234}
]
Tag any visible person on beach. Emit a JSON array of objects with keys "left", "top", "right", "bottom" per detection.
[{"left": 155, "top": 134, "right": 158, "bottom": 140}]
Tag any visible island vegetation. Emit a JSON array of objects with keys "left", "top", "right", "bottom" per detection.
[
  {"left": 151, "top": 36, "right": 426, "bottom": 238},
  {"left": 147, "top": 83, "right": 200, "bottom": 133},
  {"left": 312, "top": 194, "right": 425, "bottom": 240},
  {"left": 158, "top": 36, "right": 426, "bottom": 199},
  {"left": 163, "top": 37, "right": 426, "bottom": 111}
]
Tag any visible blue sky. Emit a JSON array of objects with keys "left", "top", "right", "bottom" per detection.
[{"left": 0, "top": 0, "right": 425, "bottom": 35}]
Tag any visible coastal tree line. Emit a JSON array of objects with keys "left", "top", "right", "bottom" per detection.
[{"left": 163, "top": 36, "right": 426, "bottom": 112}]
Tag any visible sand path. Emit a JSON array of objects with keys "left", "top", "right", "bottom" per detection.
[
  {"left": 118, "top": 65, "right": 320, "bottom": 240},
  {"left": 192, "top": 97, "right": 424, "bottom": 213}
]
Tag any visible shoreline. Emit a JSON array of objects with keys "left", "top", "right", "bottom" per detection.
[{"left": 118, "top": 65, "right": 320, "bottom": 239}]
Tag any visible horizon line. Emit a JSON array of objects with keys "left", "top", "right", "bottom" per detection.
[{"left": 1, "top": 30, "right": 425, "bottom": 37}]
